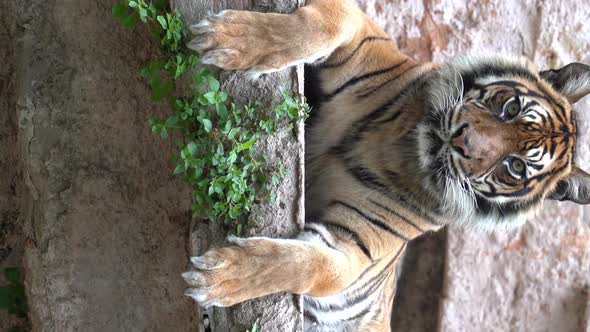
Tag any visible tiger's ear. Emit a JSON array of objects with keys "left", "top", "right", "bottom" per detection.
[
  {"left": 548, "top": 167, "right": 590, "bottom": 204},
  {"left": 540, "top": 62, "right": 590, "bottom": 103}
]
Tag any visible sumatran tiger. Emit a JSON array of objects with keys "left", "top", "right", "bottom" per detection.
[{"left": 182, "top": 0, "right": 590, "bottom": 330}]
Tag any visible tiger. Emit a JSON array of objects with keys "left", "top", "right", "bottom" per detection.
[{"left": 182, "top": 0, "right": 590, "bottom": 331}]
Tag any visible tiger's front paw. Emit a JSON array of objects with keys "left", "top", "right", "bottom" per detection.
[
  {"left": 188, "top": 10, "right": 295, "bottom": 80},
  {"left": 188, "top": 11, "right": 262, "bottom": 70},
  {"left": 182, "top": 236, "right": 271, "bottom": 308}
]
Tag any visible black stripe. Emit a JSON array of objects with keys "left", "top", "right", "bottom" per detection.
[
  {"left": 307, "top": 270, "right": 383, "bottom": 313},
  {"left": 322, "top": 36, "right": 390, "bottom": 68},
  {"left": 341, "top": 243, "right": 406, "bottom": 309},
  {"left": 303, "top": 310, "right": 319, "bottom": 324},
  {"left": 377, "top": 109, "right": 403, "bottom": 124},
  {"left": 345, "top": 303, "right": 372, "bottom": 321},
  {"left": 556, "top": 138, "right": 571, "bottom": 160},
  {"left": 326, "top": 59, "right": 409, "bottom": 99},
  {"left": 368, "top": 198, "right": 425, "bottom": 232},
  {"left": 522, "top": 100, "right": 539, "bottom": 110},
  {"left": 463, "top": 67, "right": 539, "bottom": 93},
  {"left": 331, "top": 200, "right": 409, "bottom": 241},
  {"left": 360, "top": 243, "right": 405, "bottom": 292},
  {"left": 478, "top": 186, "right": 533, "bottom": 198},
  {"left": 357, "top": 64, "right": 417, "bottom": 98},
  {"left": 303, "top": 225, "right": 336, "bottom": 250},
  {"left": 344, "top": 163, "right": 440, "bottom": 226},
  {"left": 317, "top": 221, "right": 373, "bottom": 260},
  {"left": 331, "top": 72, "right": 433, "bottom": 156},
  {"left": 307, "top": 243, "right": 406, "bottom": 313},
  {"left": 527, "top": 162, "right": 543, "bottom": 171},
  {"left": 475, "top": 191, "right": 544, "bottom": 219}
]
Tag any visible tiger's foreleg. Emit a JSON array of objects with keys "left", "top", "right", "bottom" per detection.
[
  {"left": 187, "top": 0, "right": 365, "bottom": 79},
  {"left": 183, "top": 235, "right": 371, "bottom": 308}
]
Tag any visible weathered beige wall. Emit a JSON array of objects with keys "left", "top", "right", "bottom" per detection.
[{"left": 357, "top": 0, "right": 590, "bottom": 330}]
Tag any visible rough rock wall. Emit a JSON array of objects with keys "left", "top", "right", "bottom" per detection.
[
  {"left": 0, "top": 0, "right": 27, "bottom": 330},
  {"left": 16, "top": 1, "right": 197, "bottom": 330},
  {"left": 173, "top": 1, "right": 306, "bottom": 331},
  {"left": 357, "top": 0, "right": 590, "bottom": 331}
]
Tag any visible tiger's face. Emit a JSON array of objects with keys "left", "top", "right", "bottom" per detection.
[{"left": 418, "top": 55, "right": 590, "bottom": 229}]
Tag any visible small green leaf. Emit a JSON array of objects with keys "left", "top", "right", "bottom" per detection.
[
  {"left": 216, "top": 103, "right": 228, "bottom": 120},
  {"left": 148, "top": 4, "right": 157, "bottom": 17},
  {"left": 228, "top": 128, "right": 240, "bottom": 140},
  {"left": 204, "top": 91, "right": 217, "bottom": 104},
  {"left": 194, "top": 165, "right": 203, "bottom": 179},
  {"left": 238, "top": 139, "right": 256, "bottom": 151},
  {"left": 173, "top": 163, "right": 185, "bottom": 175},
  {"left": 208, "top": 76, "right": 220, "bottom": 92},
  {"left": 228, "top": 151, "right": 237, "bottom": 164},
  {"left": 139, "top": 8, "right": 148, "bottom": 21},
  {"left": 202, "top": 119, "right": 212, "bottom": 133},
  {"left": 217, "top": 91, "right": 228, "bottom": 102},
  {"left": 165, "top": 116, "right": 179, "bottom": 126},
  {"left": 157, "top": 15, "right": 167, "bottom": 29},
  {"left": 128, "top": 1, "right": 138, "bottom": 8},
  {"left": 187, "top": 141, "right": 198, "bottom": 154}
]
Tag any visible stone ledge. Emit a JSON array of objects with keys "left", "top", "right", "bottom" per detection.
[{"left": 173, "top": 1, "right": 305, "bottom": 331}]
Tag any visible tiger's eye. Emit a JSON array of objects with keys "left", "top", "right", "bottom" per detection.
[
  {"left": 510, "top": 158, "right": 526, "bottom": 175},
  {"left": 505, "top": 100, "right": 520, "bottom": 118}
]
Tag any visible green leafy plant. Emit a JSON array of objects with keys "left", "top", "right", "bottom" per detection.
[
  {"left": 113, "top": 1, "right": 309, "bottom": 234},
  {"left": 0, "top": 267, "right": 28, "bottom": 320}
]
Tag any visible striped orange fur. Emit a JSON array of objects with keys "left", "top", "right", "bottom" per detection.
[{"left": 183, "top": 1, "right": 590, "bottom": 331}]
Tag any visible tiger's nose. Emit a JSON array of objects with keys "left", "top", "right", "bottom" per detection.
[{"left": 451, "top": 125, "right": 470, "bottom": 158}]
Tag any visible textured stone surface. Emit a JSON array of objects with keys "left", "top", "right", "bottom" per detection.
[
  {"left": 174, "top": 1, "right": 305, "bottom": 331},
  {"left": 0, "top": 0, "right": 28, "bottom": 331},
  {"left": 15, "top": 1, "right": 197, "bottom": 330},
  {"left": 357, "top": 0, "right": 590, "bottom": 331}
]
